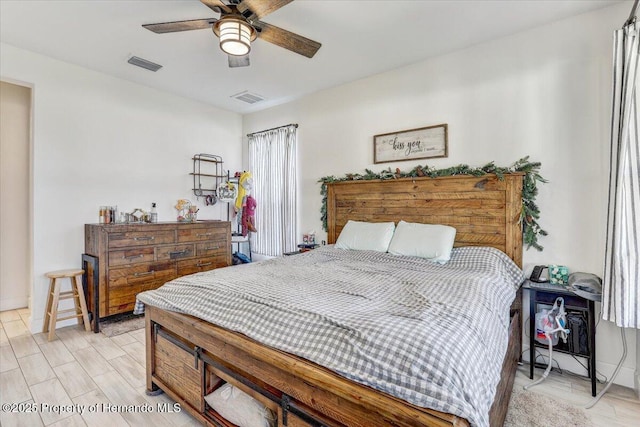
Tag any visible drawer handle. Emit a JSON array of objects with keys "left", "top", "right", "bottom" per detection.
[
  {"left": 204, "top": 246, "right": 219, "bottom": 251},
  {"left": 123, "top": 254, "right": 144, "bottom": 260},
  {"left": 169, "top": 250, "right": 189, "bottom": 257},
  {"left": 134, "top": 270, "right": 154, "bottom": 277},
  {"left": 134, "top": 236, "right": 155, "bottom": 241},
  {"left": 197, "top": 262, "right": 212, "bottom": 267},
  {"left": 196, "top": 233, "right": 213, "bottom": 237}
]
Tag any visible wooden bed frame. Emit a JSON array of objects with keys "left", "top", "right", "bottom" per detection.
[{"left": 145, "top": 173, "right": 524, "bottom": 427}]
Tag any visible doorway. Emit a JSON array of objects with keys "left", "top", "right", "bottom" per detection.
[{"left": 0, "top": 81, "right": 32, "bottom": 316}]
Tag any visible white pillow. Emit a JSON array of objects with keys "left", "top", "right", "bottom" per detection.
[
  {"left": 334, "top": 220, "right": 396, "bottom": 252},
  {"left": 204, "top": 383, "right": 275, "bottom": 427},
  {"left": 387, "top": 221, "right": 457, "bottom": 263}
]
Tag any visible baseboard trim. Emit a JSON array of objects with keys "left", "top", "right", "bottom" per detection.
[
  {"left": 29, "top": 315, "right": 77, "bottom": 334},
  {"left": 0, "top": 297, "right": 28, "bottom": 312}
]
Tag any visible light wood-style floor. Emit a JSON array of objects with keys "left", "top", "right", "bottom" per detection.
[{"left": 1, "top": 308, "right": 638, "bottom": 426}]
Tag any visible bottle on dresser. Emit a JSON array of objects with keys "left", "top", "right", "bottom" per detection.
[{"left": 150, "top": 203, "right": 158, "bottom": 223}]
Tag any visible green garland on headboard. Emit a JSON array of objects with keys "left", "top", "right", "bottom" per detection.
[{"left": 318, "top": 156, "right": 548, "bottom": 251}]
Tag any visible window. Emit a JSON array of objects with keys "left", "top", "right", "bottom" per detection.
[{"left": 247, "top": 125, "right": 297, "bottom": 256}]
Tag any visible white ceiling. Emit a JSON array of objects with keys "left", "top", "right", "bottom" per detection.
[{"left": 0, "top": 0, "right": 623, "bottom": 114}]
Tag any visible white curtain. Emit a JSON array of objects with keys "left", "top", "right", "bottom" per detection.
[
  {"left": 248, "top": 125, "right": 297, "bottom": 256},
  {"left": 603, "top": 20, "right": 640, "bottom": 329}
]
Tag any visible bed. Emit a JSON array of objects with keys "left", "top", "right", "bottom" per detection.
[{"left": 138, "top": 173, "right": 525, "bottom": 427}]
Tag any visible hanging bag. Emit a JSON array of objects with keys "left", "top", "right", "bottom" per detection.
[
  {"left": 534, "top": 297, "right": 568, "bottom": 346},
  {"left": 526, "top": 297, "right": 570, "bottom": 391}
]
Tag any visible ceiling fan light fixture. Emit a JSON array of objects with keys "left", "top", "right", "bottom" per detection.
[{"left": 214, "top": 17, "right": 256, "bottom": 56}]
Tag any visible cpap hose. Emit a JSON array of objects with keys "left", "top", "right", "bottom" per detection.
[
  {"left": 585, "top": 327, "right": 628, "bottom": 409},
  {"left": 524, "top": 309, "right": 568, "bottom": 391},
  {"left": 523, "top": 333, "right": 555, "bottom": 390}
]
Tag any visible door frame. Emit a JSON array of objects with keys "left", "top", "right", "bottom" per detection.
[{"left": 0, "top": 77, "right": 34, "bottom": 326}]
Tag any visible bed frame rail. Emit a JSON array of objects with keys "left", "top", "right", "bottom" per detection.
[{"left": 146, "top": 305, "right": 472, "bottom": 427}]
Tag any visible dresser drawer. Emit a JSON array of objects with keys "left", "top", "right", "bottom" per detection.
[
  {"left": 108, "top": 247, "right": 155, "bottom": 267},
  {"left": 108, "top": 282, "right": 160, "bottom": 314},
  {"left": 108, "top": 262, "right": 176, "bottom": 287},
  {"left": 195, "top": 241, "right": 228, "bottom": 257},
  {"left": 108, "top": 230, "right": 175, "bottom": 248},
  {"left": 177, "top": 256, "right": 228, "bottom": 276},
  {"left": 156, "top": 244, "right": 195, "bottom": 261},
  {"left": 177, "top": 225, "right": 228, "bottom": 243}
]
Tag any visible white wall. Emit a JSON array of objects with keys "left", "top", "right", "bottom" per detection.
[
  {"left": 243, "top": 3, "right": 636, "bottom": 387},
  {"left": 0, "top": 43, "right": 242, "bottom": 333}
]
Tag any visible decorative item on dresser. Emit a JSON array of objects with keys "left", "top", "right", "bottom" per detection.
[{"left": 83, "top": 221, "right": 231, "bottom": 332}]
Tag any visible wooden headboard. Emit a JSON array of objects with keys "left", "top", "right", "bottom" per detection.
[{"left": 325, "top": 173, "right": 524, "bottom": 267}]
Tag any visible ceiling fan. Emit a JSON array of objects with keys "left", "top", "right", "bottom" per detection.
[{"left": 142, "top": 0, "right": 321, "bottom": 68}]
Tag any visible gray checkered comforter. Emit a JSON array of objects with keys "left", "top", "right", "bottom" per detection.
[{"left": 135, "top": 246, "right": 523, "bottom": 427}]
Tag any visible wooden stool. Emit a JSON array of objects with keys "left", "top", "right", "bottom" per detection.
[{"left": 42, "top": 269, "right": 91, "bottom": 341}]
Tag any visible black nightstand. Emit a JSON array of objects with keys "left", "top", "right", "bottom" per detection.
[{"left": 523, "top": 280, "right": 597, "bottom": 396}]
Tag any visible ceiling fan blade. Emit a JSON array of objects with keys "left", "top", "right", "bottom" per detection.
[
  {"left": 200, "top": 0, "right": 232, "bottom": 14},
  {"left": 254, "top": 21, "right": 321, "bottom": 58},
  {"left": 143, "top": 18, "right": 217, "bottom": 34},
  {"left": 238, "top": 0, "right": 294, "bottom": 20},
  {"left": 228, "top": 54, "right": 250, "bottom": 68}
]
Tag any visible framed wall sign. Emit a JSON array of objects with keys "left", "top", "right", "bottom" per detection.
[{"left": 373, "top": 124, "right": 448, "bottom": 164}]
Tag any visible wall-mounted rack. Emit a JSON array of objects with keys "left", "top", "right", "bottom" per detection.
[{"left": 191, "top": 154, "right": 225, "bottom": 198}]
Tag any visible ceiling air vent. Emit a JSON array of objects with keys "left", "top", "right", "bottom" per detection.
[
  {"left": 127, "top": 56, "right": 163, "bottom": 72},
  {"left": 231, "top": 90, "right": 265, "bottom": 104}
]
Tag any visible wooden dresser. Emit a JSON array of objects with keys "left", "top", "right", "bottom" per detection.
[{"left": 83, "top": 221, "right": 231, "bottom": 331}]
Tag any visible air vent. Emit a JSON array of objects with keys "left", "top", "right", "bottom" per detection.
[
  {"left": 127, "top": 56, "right": 163, "bottom": 72},
  {"left": 231, "top": 90, "right": 265, "bottom": 104}
]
